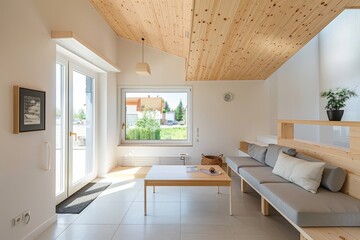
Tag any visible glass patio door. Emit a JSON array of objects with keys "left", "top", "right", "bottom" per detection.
[
  {"left": 56, "top": 58, "right": 96, "bottom": 204},
  {"left": 68, "top": 64, "right": 95, "bottom": 195}
]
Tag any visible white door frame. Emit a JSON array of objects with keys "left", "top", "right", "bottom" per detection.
[{"left": 55, "top": 55, "right": 97, "bottom": 203}]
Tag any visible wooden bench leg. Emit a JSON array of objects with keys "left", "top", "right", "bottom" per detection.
[
  {"left": 261, "top": 197, "right": 269, "bottom": 216},
  {"left": 227, "top": 165, "right": 231, "bottom": 177},
  {"left": 240, "top": 178, "right": 248, "bottom": 193}
]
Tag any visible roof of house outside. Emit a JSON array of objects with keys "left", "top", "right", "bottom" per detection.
[{"left": 125, "top": 97, "right": 163, "bottom": 112}]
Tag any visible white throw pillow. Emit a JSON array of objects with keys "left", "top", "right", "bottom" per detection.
[
  {"left": 272, "top": 152, "right": 304, "bottom": 179},
  {"left": 273, "top": 152, "right": 326, "bottom": 193},
  {"left": 290, "top": 161, "right": 326, "bottom": 193}
]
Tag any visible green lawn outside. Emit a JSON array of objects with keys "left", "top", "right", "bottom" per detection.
[
  {"left": 160, "top": 127, "right": 187, "bottom": 140},
  {"left": 126, "top": 126, "right": 187, "bottom": 140}
]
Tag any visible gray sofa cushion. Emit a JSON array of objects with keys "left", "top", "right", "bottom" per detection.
[
  {"left": 248, "top": 144, "right": 267, "bottom": 164},
  {"left": 264, "top": 144, "right": 297, "bottom": 168},
  {"left": 296, "top": 153, "right": 347, "bottom": 192},
  {"left": 238, "top": 167, "right": 289, "bottom": 190},
  {"left": 226, "top": 156, "right": 264, "bottom": 172},
  {"left": 259, "top": 183, "right": 360, "bottom": 227}
]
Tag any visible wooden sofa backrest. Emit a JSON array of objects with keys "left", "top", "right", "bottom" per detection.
[{"left": 278, "top": 120, "right": 360, "bottom": 200}]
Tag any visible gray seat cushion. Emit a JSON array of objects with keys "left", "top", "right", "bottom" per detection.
[
  {"left": 296, "top": 153, "right": 347, "bottom": 192},
  {"left": 265, "top": 144, "right": 297, "bottom": 168},
  {"left": 259, "top": 183, "right": 360, "bottom": 227},
  {"left": 248, "top": 144, "right": 268, "bottom": 164},
  {"left": 226, "top": 156, "right": 264, "bottom": 172},
  {"left": 238, "top": 167, "right": 289, "bottom": 190}
]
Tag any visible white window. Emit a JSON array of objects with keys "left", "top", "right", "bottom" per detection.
[{"left": 119, "top": 87, "right": 192, "bottom": 146}]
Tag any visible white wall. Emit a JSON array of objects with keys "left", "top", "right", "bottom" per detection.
[
  {"left": 97, "top": 73, "right": 118, "bottom": 176},
  {"left": 0, "top": 0, "right": 118, "bottom": 239},
  {"left": 265, "top": 36, "right": 320, "bottom": 142},
  {"left": 318, "top": 10, "right": 360, "bottom": 146},
  {"left": 266, "top": 10, "right": 360, "bottom": 146},
  {"left": 116, "top": 38, "right": 269, "bottom": 164},
  {"left": 0, "top": 1, "right": 56, "bottom": 239},
  {"left": 319, "top": 10, "right": 360, "bottom": 122}
]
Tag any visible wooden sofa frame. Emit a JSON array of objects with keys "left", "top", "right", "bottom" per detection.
[{"left": 229, "top": 120, "right": 360, "bottom": 240}]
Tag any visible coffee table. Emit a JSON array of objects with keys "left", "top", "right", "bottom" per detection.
[{"left": 144, "top": 165, "right": 232, "bottom": 216}]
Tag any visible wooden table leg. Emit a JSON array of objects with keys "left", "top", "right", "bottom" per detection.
[
  {"left": 144, "top": 182, "right": 147, "bottom": 216},
  {"left": 229, "top": 182, "right": 232, "bottom": 216},
  {"left": 217, "top": 186, "right": 220, "bottom": 194},
  {"left": 153, "top": 186, "right": 155, "bottom": 193}
]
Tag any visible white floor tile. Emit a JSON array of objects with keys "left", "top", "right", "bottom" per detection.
[
  {"left": 34, "top": 223, "right": 69, "bottom": 240},
  {"left": 181, "top": 224, "right": 235, "bottom": 240},
  {"left": 56, "top": 214, "right": 79, "bottom": 224},
  {"left": 95, "top": 180, "right": 142, "bottom": 203},
  {"left": 112, "top": 224, "right": 180, "bottom": 240},
  {"left": 74, "top": 201, "right": 132, "bottom": 224},
  {"left": 134, "top": 186, "right": 181, "bottom": 202},
  {"left": 181, "top": 202, "right": 238, "bottom": 225},
  {"left": 56, "top": 225, "right": 118, "bottom": 240},
  {"left": 180, "top": 186, "right": 231, "bottom": 203},
  {"left": 121, "top": 202, "right": 181, "bottom": 225}
]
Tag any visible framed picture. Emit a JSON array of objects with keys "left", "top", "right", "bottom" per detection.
[{"left": 14, "top": 86, "right": 46, "bottom": 133}]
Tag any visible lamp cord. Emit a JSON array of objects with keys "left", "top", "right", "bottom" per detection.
[{"left": 141, "top": 38, "right": 145, "bottom": 63}]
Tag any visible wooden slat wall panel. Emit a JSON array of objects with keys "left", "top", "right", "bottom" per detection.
[{"left": 90, "top": 0, "right": 193, "bottom": 59}]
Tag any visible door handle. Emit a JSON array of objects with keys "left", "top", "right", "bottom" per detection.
[{"left": 69, "top": 131, "right": 78, "bottom": 141}]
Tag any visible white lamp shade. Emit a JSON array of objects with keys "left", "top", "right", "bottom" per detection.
[{"left": 136, "top": 62, "right": 151, "bottom": 76}]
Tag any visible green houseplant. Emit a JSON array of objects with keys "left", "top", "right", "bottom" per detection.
[{"left": 320, "top": 87, "right": 357, "bottom": 121}]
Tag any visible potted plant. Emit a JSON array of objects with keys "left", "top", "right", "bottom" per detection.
[{"left": 320, "top": 87, "right": 357, "bottom": 121}]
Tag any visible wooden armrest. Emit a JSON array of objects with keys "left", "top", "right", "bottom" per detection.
[{"left": 239, "top": 141, "right": 249, "bottom": 154}]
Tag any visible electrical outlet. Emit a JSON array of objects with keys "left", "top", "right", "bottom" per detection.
[
  {"left": 23, "top": 210, "right": 31, "bottom": 224},
  {"left": 13, "top": 214, "right": 22, "bottom": 226}
]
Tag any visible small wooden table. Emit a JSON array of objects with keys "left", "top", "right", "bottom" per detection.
[{"left": 144, "top": 165, "right": 232, "bottom": 216}]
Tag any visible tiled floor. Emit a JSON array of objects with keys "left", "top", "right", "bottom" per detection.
[{"left": 36, "top": 171, "right": 299, "bottom": 240}]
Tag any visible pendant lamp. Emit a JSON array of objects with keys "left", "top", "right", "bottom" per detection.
[{"left": 136, "top": 38, "right": 151, "bottom": 76}]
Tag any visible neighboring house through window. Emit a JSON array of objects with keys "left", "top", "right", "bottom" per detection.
[{"left": 119, "top": 87, "right": 192, "bottom": 146}]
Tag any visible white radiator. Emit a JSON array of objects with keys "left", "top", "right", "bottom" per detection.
[{"left": 119, "top": 156, "right": 191, "bottom": 166}]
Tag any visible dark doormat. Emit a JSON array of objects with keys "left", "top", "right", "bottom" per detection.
[{"left": 56, "top": 182, "right": 111, "bottom": 214}]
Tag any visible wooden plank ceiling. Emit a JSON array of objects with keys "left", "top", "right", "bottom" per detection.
[{"left": 90, "top": 0, "right": 360, "bottom": 80}]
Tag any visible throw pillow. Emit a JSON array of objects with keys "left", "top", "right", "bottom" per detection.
[
  {"left": 290, "top": 160, "right": 326, "bottom": 193},
  {"left": 273, "top": 152, "right": 326, "bottom": 193},
  {"left": 248, "top": 144, "right": 267, "bottom": 164},
  {"left": 265, "top": 144, "right": 297, "bottom": 168},
  {"left": 295, "top": 153, "right": 346, "bottom": 192}
]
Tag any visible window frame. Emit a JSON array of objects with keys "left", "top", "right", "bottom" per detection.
[{"left": 118, "top": 86, "right": 193, "bottom": 146}]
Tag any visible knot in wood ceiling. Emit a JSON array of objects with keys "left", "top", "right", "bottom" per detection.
[{"left": 90, "top": 0, "right": 360, "bottom": 80}]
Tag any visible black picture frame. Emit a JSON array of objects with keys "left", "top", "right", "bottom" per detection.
[{"left": 14, "top": 86, "right": 46, "bottom": 133}]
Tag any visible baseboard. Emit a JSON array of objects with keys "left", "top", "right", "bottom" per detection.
[{"left": 24, "top": 214, "right": 57, "bottom": 240}]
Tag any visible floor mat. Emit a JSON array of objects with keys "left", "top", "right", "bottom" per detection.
[{"left": 56, "top": 182, "right": 111, "bottom": 214}]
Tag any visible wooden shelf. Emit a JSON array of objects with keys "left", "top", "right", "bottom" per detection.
[
  {"left": 51, "top": 31, "right": 120, "bottom": 73},
  {"left": 278, "top": 119, "right": 360, "bottom": 127}
]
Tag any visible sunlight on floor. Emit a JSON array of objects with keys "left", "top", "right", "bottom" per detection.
[
  {"left": 106, "top": 166, "right": 151, "bottom": 179},
  {"left": 99, "top": 182, "right": 136, "bottom": 197}
]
